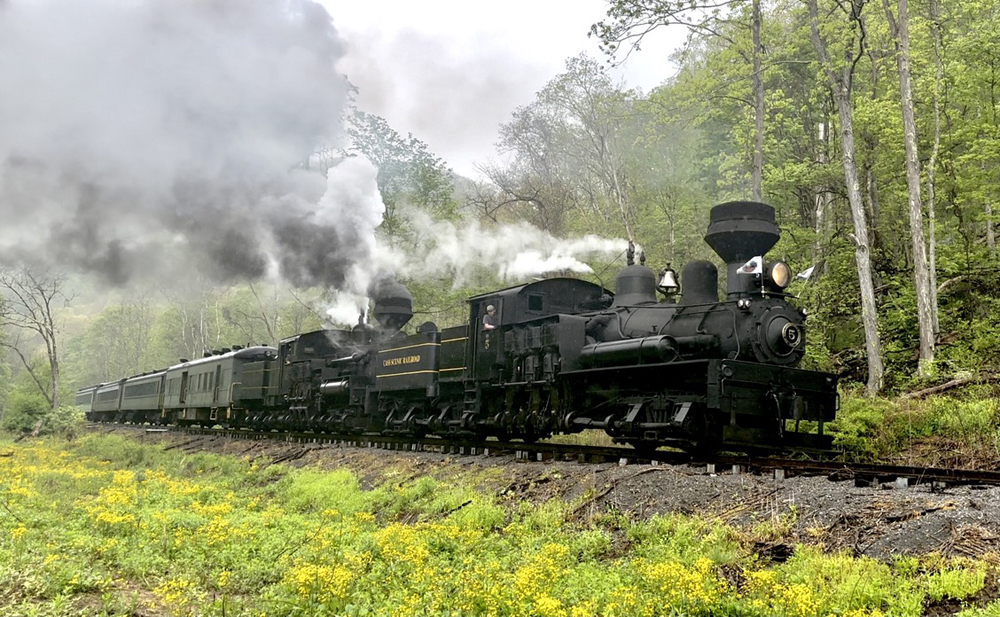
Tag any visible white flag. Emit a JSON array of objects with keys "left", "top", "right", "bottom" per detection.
[
  {"left": 796, "top": 265, "right": 816, "bottom": 280},
  {"left": 738, "top": 256, "right": 763, "bottom": 275}
]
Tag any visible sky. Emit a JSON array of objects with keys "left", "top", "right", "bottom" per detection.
[{"left": 319, "top": 0, "right": 686, "bottom": 178}]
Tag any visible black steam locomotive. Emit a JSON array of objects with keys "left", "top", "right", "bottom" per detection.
[{"left": 78, "top": 202, "right": 838, "bottom": 453}]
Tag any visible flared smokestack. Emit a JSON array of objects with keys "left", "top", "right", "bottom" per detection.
[
  {"left": 369, "top": 277, "right": 413, "bottom": 332},
  {"left": 704, "top": 201, "right": 779, "bottom": 298}
]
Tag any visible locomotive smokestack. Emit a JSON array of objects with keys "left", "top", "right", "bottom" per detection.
[
  {"left": 704, "top": 201, "right": 780, "bottom": 299},
  {"left": 369, "top": 276, "right": 413, "bottom": 333}
]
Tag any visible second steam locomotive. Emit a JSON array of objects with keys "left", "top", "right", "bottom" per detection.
[{"left": 79, "top": 202, "right": 839, "bottom": 453}]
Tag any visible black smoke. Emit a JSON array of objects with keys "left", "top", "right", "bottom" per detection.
[{"left": 0, "top": 0, "right": 373, "bottom": 288}]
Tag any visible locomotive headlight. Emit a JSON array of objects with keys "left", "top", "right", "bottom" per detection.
[{"left": 766, "top": 261, "right": 792, "bottom": 290}]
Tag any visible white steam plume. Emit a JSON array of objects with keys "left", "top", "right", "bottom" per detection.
[
  {"left": 324, "top": 206, "right": 627, "bottom": 326},
  {"left": 392, "top": 211, "right": 624, "bottom": 283}
]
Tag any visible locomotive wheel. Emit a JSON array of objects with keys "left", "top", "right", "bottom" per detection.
[
  {"left": 682, "top": 410, "right": 721, "bottom": 457},
  {"left": 406, "top": 416, "right": 428, "bottom": 439}
]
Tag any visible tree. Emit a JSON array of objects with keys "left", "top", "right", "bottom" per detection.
[
  {"left": 925, "top": 0, "right": 942, "bottom": 335},
  {"left": 807, "top": 0, "right": 885, "bottom": 395},
  {"left": 345, "top": 110, "right": 457, "bottom": 238},
  {"left": 592, "top": 0, "right": 767, "bottom": 200},
  {"left": 68, "top": 296, "right": 156, "bottom": 386},
  {"left": 0, "top": 266, "right": 71, "bottom": 410},
  {"left": 882, "top": 0, "right": 936, "bottom": 376},
  {"left": 490, "top": 55, "right": 641, "bottom": 241}
]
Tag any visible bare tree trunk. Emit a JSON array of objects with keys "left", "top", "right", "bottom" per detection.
[
  {"left": 0, "top": 267, "right": 70, "bottom": 410},
  {"left": 609, "top": 165, "right": 634, "bottom": 242},
  {"left": 808, "top": 0, "right": 884, "bottom": 395},
  {"left": 988, "top": 203, "right": 996, "bottom": 258},
  {"left": 249, "top": 282, "right": 278, "bottom": 346},
  {"left": 751, "top": 0, "right": 765, "bottom": 201},
  {"left": 657, "top": 195, "right": 677, "bottom": 262},
  {"left": 927, "top": 0, "right": 942, "bottom": 336},
  {"left": 836, "top": 95, "right": 885, "bottom": 395},
  {"left": 885, "top": 0, "right": 935, "bottom": 376},
  {"left": 814, "top": 122, "right": 831, "bottom": 270},
  {"left": 865, "top": 162, "right": 880, "bottom": 232}
]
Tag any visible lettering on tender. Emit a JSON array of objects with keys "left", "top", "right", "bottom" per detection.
[{"left": 382, "top": 354, "right": 421, "bottom": 368}]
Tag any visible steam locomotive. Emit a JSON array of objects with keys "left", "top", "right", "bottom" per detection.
[{"left": 78, "top": 201, "right": 838, "bottom": 453}]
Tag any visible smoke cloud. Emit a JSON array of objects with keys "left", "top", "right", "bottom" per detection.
[
  {"left": 0, "top": 0, "right": 363, "bottom": 287},
  {"left": 0, "top": 0, "right": 627, "bottom": 323},
  {"left": 324, "top": 209, "right": 626, "bottom": 325}
]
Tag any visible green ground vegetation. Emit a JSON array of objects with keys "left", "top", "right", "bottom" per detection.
[
  {"left": 831, "top": 386, "right": 1000, "bottom": 461},
  {"left": 1, "top": 433, "right": 998, "bottom": 616}
]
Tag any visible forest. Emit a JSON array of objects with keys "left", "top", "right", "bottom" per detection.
[{"left": 2, "top": 0, "right": 999, "bottom": 433}]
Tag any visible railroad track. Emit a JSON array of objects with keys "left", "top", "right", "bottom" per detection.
[{"left": 90, "top": 423, "right": 1000, "bottom": 488}]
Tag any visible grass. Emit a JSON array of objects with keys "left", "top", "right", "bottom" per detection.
[
  {"left": 0, "top": 432, "right": 997, "bottom": 616},
  {"left": 832, "top": 387, "right": 1000, "bottom": 461}
]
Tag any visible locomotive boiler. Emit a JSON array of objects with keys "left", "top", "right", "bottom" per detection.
[{"left": 78, "top": 201, "right": 839, "bottom": 455}]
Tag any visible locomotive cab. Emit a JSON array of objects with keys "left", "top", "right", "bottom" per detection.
[{"left": 467, "top": 279, "right": 611, "bottom": 384}]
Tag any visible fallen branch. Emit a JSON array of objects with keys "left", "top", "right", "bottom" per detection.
[
  {"left": 902, "top": 377, "right": 976, "bottom": 400},
  {"left": 0, "top": 498, "right": 23, "bottom": 523}
]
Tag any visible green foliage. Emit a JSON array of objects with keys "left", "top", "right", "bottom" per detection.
[
  {"left": 926, "top": 397, "right": 1000, "bottom": 443},
  {"left": 62, "top": 300, "right": 156, "bottom": 388},
  {"left": 586, "top": 0, "right": 1000, "bottom": 392},
  {"left": 959, "top": 599, "right": 1000, "bottom": 617},
  {"left": 1, "top": 434, "right": 994, "bottom": 616},
  {"left": 0, "top": 391, "right": 81, "bottom": 437},
  {"left": 62, "top": 283, "right": 326, "bottom": 391},
  {"left": 774, "top": 546, "right": 924, "bottom": 615},
  {"left": 832, "top": 390, "right": 1000, "bottom": 459},
  {"left": 283, "top": 469, "right": 366, "bottom": 515},
  {"left": 923, "top": 561, "right": 987, "bottom": 603},
  {"left": 830, "top": 393, "right": 899, "bottom": 457},
  {"left": 0, "top": 391, "right": 49, "bottom": 433},
  {"left": 346, "top": 110, "right": 457, "bottom": 239},
  {"left": 627, "top": 513, "right": 741, "bottom": 565}
]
